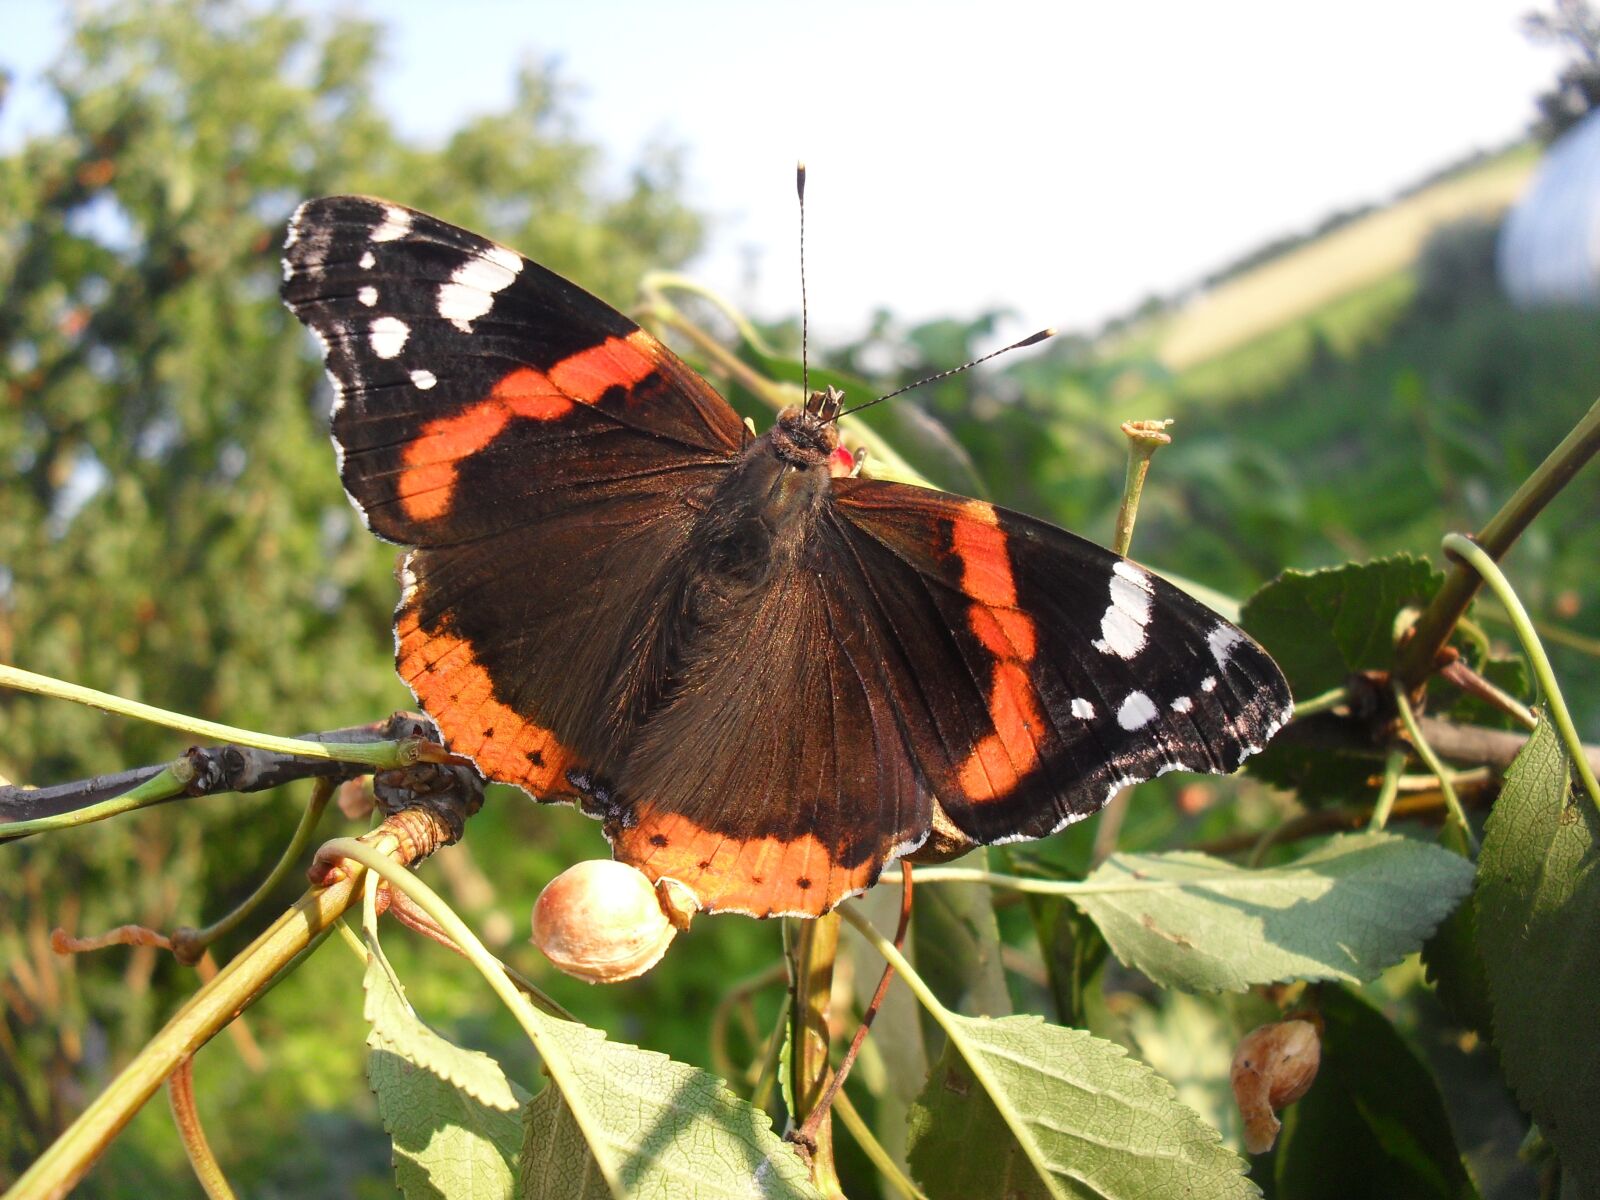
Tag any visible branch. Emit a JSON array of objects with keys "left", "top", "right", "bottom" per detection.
[
  {"left": 7, "top": 797, "right": 472, "bottom": 1199},
  {"left": 1394, "top": 395, "right": 1600, "bottom": 689},
  {"left": 1268, "top": 710, "right": 1600, "bottom": 777},
  {"left": 0, "top": 714, "right": 429, "bottom": 838}
]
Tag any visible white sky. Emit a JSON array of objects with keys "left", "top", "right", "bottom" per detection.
[{"left": 1, "top": 1, "right": 1566, "bottom": 341}]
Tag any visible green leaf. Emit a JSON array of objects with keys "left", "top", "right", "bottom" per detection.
[
  {"left": 517, "top": 1019, "right": 820, "bottom": 1200},
  {"left": 1476, "top": 718, "right": 1600, "bottom": 1194},
  {"left": 1071, "top": 833, "right": 1475, "bottom": 992},
  {"left": 1126, "top": 993, "right": 1244, "bottom": 1151},
  {"left": 906, "top": 1013, "right": 1257, "bottom": 1200},
  {"left": 364, "top": 953, "right": 526, "bottom": 1199},
  {"left": 1421, "top": 824, "right": 1494, "bottom": 1040},
  {"left": 1275, "top": 986, "right": 1482, "bottom": 1200},
  {"left": 1241, "top": 555, "right": 1442, "bottom": 697}
]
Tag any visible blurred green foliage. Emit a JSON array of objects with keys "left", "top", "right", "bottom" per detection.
[{"left": 4, "top": 2, "right": 1600, "bottom": 1197}]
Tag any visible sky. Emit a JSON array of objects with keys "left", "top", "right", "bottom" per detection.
[{"left": 0, "top": 1, "right": 1567, "bottom": 343}]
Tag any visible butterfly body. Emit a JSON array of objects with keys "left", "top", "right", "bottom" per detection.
[{"left": 282, "top": 196, "right": 1294, "bottom": 919}]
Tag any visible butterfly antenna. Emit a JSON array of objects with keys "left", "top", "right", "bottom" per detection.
[
  {"left": 836, "top": 327, "right": 1056, "bottom": 419},
  {"left": 797, "top": 161, "right": 810, "bottom": 400}
]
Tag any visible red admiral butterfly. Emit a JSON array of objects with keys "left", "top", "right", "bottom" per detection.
[{"left": 281, "top": 196, "right": 1293, "bottom": 918}]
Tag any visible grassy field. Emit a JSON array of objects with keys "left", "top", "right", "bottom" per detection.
[{"left": 1152, "top": 146, "right": 1538, "bottom": 372}]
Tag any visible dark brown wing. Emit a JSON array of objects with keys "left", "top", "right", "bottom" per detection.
[
  {"left": 829, "top": 479, "right": 1294, "bottom": 847},
  {"left": 282, "top": 197, "right": 745, "bottom": 797},
  {"left": 608, "top": 529, "right": 930, "bottom": 918}
]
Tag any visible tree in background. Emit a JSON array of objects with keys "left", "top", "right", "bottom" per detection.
[
  {"left": 0, "top": 0, "right": 702, "bottom": 1183},
  {"left": 1524, "top": 0, "right": 1600, "bottom": 140}
]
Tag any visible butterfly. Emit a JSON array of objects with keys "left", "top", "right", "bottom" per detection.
[{"left": 281, "top": 196, "right": 1293, "bottom": 919}]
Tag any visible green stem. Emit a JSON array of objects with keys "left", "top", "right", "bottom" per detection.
[
  {"left": 173, "top": 779, "right": 335, "bottom": 961},
  {"left": 0, "top": 763, "right": 192, "bottom": 838},
  {"left": 1390, "top": 683, "right": 1477, "bottom": 851},
  {"left": 1395, "top": 395, "right": 1600, "bottom": 689},
  {"left": 4, "top": 877, "right": 361, "bottom": 1200},
  {"left": 0, "top": 664, "right": 414, "bottom": 768},
  {"left": 1292, "top": 685, "right": 1349, "bottom": 720},
  {"left": 317, "top": 838, "right": 631, "bottom": 1199},
  {"left": 1441, "top": 533, "right": 1600, "bottom": 809},
  {"left": 1111, "top": 420, "right": 1173, "bottom": 557},
  {"left": 1367, "top": 745, "right": 1408, "bottom": 832},
  {"left": 832, "top": 1086, "right": 928, "bottom": 1200},
  {"left": 749, "top": 994, "right": 791, "bottom": 1114}
]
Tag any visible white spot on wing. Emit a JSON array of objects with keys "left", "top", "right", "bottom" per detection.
[
  {"left": 369, "top": 316, "right": 409, "bottom": 359},
  {"left": 1208, "top": 624, "right": 1244, "bottom": 668},
  {"left": 1171, "top": 695, "right": 1194, "bottom": 714},
  {"left": 1201, "top": 676, "right": 1217, "bottom": 693},
  {"left": 1070, "top": 698, "right": 1095, "bottom": 720},
  {"left": 357, "top": 286, "right": 377, "bottom": 306},
  {"left": 437, "top": 245, "right": 524, "bottom": 333},
  {"left": 410, "top": 368, "right": 437, "bottom": 390},
  {"left": 359, "top": 250, "right": 376, "bottom": 270},
  {"left": 1117, "top": 691, "right": 1158, "bottom": 731},
  {"left": 370, "top": 205, "right": 411, "bottom": 242},
  {"left": 1092, "top": 560, "right": 1153, "bottom": 658}
]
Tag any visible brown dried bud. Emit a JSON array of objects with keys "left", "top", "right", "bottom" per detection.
[
  {"left": 531, "top": 860, "right": 678, "bottom": 984},
  {"left": 1230, "top": 1018, "right": 1322, "bottom": 1154}
]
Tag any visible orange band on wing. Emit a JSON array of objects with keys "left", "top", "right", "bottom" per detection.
[
  {"left": 956, "top": 660, "right": 1045, "bottom": 800},
  {"left": 613, "top": 809, "right": 881, "bottom": 918},
  {"left": 395, "top": 337, "right": 662, "bottom": 524},
  {"left": 950, "top": 500, "right": 1046, "bottom": 802},
  {"left": 546, "top": 332, "right": 658, "bottom": 401},
  {"left": 950, "top": 501, "right": 1018, "bottom": 607},
  {"left": 396, "top": 604, "right": 577, "bottom": 794},
  {"left": 398, "top": 367, "right": 574, "bottom": 522}
]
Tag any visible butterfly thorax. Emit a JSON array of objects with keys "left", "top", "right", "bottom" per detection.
[{"left": 691, "top": 409, "right": 837, "bottom": 593}]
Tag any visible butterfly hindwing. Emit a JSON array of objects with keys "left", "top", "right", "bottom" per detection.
[
  {"left": 830, "top": 480, "right": 1294, "bottom": 847},
  {"left": 608, "top": 530, "right": 931, "bottom": 917}
]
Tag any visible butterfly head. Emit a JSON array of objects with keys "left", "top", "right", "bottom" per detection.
[{"left": 771, "top": 390, "right": 842, "bottom": 468}]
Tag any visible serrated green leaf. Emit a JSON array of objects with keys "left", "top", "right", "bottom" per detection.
[
  {"left": 1241, "top": 556, "right": 1442, "bottom": 697},
  {"left": 516, "top": 1019, "right": 820, "bottom": 1200},
  {"left": 1275, "top": 986, "right": 1482, "bottom": 1200},
  {"left": 363, "top": 954, "right": 526, "bottom": 1200},
  {"left": 1126, "top": 993, "right": 1243, "bottom": 1151},
  {"left": 1476, "top": 718, "right": 1600, "bottom": 1194},
  {"left": 1072, "top": 833, "right": 1475, "bottom": 992},
  {"left": 906, "top": 1013, "right": 1257, "bottom": 1200}
]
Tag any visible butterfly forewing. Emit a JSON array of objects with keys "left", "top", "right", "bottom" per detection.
[{"left": 830, "top": 480, "right": 1294, "bottom": 847}]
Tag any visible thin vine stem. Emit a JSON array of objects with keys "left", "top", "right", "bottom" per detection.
[
  {"left": 832, "top": 1087, "right": 928, "bottom": 1200},
  {"left": 173, "top": 778, "right": 336, "bottom": 962},
  {"left": 0, "top": 663, "right": 416, "bottom": 768},
  {"left": 1395, "top": 395, "right": 1600, "bottom": 689},
  {"left": 4, "top": 876, "right": 361, "bottom": 1199},
  {"left": 1367, "top": 745, "right": 1409, "bottom": 832},
  {"left": 1391, "top": 682, "right": 1477, "bottom": 850},
  {"left": 1441, "top": 533, "right": 1600, "bottom": 808},
  {"left": 1292, "top": 685, "right": 1350, "bottom": 720}
]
